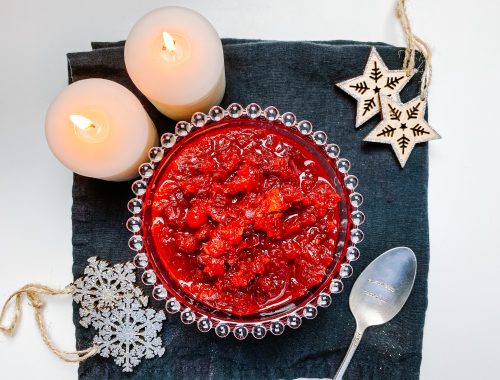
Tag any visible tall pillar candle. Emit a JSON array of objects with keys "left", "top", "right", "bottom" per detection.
[
  {"left": 45, "top": 79, "right": 158, "bottom": 181},
  {"left": 124, "top": 6, "right": 226, "bottom": 121}
]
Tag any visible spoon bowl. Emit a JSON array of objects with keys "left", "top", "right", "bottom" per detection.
[
  {"left": 350, "top": 246, "right": 417, "bottom": 330},
  {"left": 333, "top": 247, "right": 417, "bottom": 379}
]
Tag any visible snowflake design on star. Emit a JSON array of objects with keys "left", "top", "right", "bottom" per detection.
[
  {"left": 93, "top": 293, "right": 166, "bottom": 372},
  {"left": 336, "top": 47, "right": 415, "bottom": 128},
  {"left": 72, "top": 257, "right": 147, "bottom": 328},
  {"left": 364, "top": 95, "right": 440, "bottom": 167}
]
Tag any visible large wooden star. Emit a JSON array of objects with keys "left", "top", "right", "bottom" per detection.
[
  {"left": 337, "top": 47, "right": 415, "bottom": 128},
  {"left": 364, "top": 95, "right": 440, "bottom": 167}
]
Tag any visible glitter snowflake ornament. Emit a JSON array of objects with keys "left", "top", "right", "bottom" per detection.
[
  {"left": 72, "top": 257, "right": 166, "bottom": 372},
  {"left": 364, "top": 95, "right": 440, "bottom": 167},
  {"left": 73, "top": 257, "right": 147, "bottom": 328},
  {"left": 93, "top": 293, "right": 166, "bottom": 372},
  {"left": 337, "top": 47, "right": 415, "bottom": 128}
]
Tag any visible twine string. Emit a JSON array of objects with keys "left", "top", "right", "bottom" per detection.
[
  {"left": 0, "top": 283, "right": 98, "bottom": 362},
  {"left": 414, "top": 35, "right": 432, "bottom": 100},
  {"left": 396, "top": 0, "right": 432, "bottom": 100}
]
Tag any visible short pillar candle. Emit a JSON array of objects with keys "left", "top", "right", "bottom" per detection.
[
  {"left": 124, "top": 6, "right": 226, "bottom": 121},
  {"left": 45, "top": 79, "right": 158, "bottom": 181}
]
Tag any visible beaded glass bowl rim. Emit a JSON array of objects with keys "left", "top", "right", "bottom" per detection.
[{"left": 127, "top": 103, "right": 364, "bottom": 340}]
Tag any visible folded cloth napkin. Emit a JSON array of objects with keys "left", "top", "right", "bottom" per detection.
[{"left": 69, "top": 39, "right": 429, "bottom": 380}]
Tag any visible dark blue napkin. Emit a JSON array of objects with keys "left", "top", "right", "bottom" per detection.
[{"left": 69, "top": 39, "right": 429, "bottom": 379}]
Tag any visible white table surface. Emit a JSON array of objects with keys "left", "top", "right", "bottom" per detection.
[{"left": 1, "top": 0, "right": 499, "bottom": 379}]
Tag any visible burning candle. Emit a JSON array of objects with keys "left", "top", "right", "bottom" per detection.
[
  {"left": 45, "top": 79, "right": 158, "bottom": 181},
  {"left": 124, "top": 6, "right": 226, "bottom": 121}
]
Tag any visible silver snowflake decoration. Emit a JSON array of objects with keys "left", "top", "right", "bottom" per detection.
[
  {"left": 93, "top": 293, "right": 166, "bottom": 372},
  {"left": 72, "top": 257, "right": 147, "bottom": 328}
]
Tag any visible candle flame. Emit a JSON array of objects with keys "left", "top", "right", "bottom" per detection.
[
  {"left": 162, "top": 31, "right": 176, "bottom": 53},
  {"left": 70, "top": 114, "right": 95, "bottom": 130}
]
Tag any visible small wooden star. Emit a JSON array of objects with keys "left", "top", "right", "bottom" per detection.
[
  {"left": 364, "top": 95, "right": 440, "bottom": 167},
  {"left": 337, "top": 47, "right": 415, "bottom": 128}
]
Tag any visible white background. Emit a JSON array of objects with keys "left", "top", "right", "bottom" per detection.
[{"left": 0, "top": 0, "right": 498, "bottom": 379}]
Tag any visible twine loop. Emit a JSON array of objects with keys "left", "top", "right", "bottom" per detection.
[
  {"left": 0, "top": 283, "right": 97, "bottom": 362},
  {"left": 397, "top": 0, "right": 432, "bottom": 100}
]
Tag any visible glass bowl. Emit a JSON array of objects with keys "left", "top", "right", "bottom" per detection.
[{"left": 127, "top": 103, "right": 364, "bottom": 339}]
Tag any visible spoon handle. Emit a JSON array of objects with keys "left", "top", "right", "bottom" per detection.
[{"left": 333, "top": 327, "right": 365, "bottom": 380}]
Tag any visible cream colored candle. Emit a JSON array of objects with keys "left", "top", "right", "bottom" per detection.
[
  {"left": 124, "top": 6, "right": 225, "bottom": 121},
  {"left": 45, "top": 79, "right": 158, "bottom": 181}
]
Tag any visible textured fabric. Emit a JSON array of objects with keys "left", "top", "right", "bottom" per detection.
[{"left": 69, "top": 39, "right": 429, "bottom": 380}]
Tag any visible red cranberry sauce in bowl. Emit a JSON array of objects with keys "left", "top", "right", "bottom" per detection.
[{"left": 135, "top": 109, "right": 359, "bottom": 331}]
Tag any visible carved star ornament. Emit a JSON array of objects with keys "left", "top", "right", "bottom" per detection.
[
  {"left": 364, "top": 95, "right": 440, "bottom": 167},
  {"left": 337, "top": 47, "right": 415, "bottom": 128},
  {"left": 337, "top": 46, "right": 440, "bottom": 167}
]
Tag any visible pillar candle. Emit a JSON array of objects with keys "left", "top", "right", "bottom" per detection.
[
  {"left": 45, "top": 79, "right": 158, "bottom": 181},
  {"left": 124, "top": 6, "right": 226, "bottom": 121}
]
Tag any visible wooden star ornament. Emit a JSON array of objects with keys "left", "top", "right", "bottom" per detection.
[
  {"left": 337, "top": 47, "right": 415, "bottom": 128},
  {"left": 364, "top": 95, "right": 440, "bottom": 167}
]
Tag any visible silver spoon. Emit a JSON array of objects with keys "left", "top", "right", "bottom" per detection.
[{"left": 333, "top": 247, "right": 417, "bottom": 380}]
